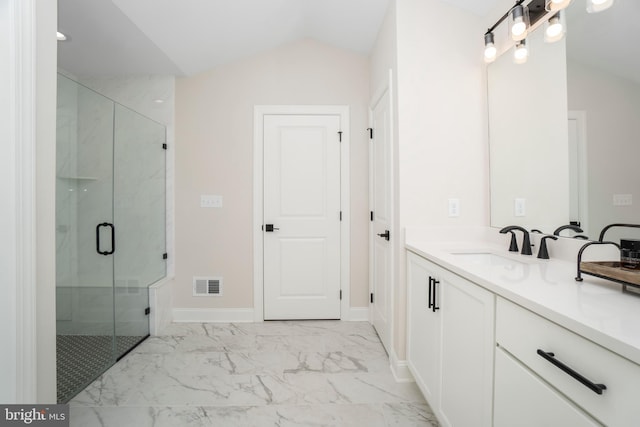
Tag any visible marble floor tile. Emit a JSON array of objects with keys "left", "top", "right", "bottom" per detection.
[{"left": 70, "top": 321, "right": 437, "bottom": 426}]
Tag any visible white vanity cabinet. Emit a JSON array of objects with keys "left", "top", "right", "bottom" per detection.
[
  {"left": 495, "top": 297, "right": 640, "bottom": 426},
  {"left": 407, "top": 251, "right": 495, "bottom": 427}
]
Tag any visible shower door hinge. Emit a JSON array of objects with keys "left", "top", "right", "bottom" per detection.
[
  {"left": 338, "top": 131, "right": 342, "bottom": 142},
  {"left": 367, "top": 128, "right": 374, "bottom": 140},
  {"left": 162, "top": 143, "right": 168, "bottom": 150},
  {"left": 144, "top": 307, "right": 151, "bottom": 315},
  {"left": 163, "top": 253, "right": 168, "bottom": 260}
]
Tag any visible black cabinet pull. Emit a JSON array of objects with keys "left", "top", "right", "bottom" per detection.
[
  {"left": 428, "top": 277, "right": 433, "bottom": 309},
  {"left": 96, "top": 222, "right": 115, "bottom": 255},
  {"left": 431, "top": 278, "right": 440, "bottom": 312},
  {"left": 536, "top": 349, "right": 606, "bottom": 395}
]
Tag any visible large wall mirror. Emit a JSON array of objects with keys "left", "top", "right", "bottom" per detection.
[{"left": 488, "top": 1, "right": 640, "bottom": 241}]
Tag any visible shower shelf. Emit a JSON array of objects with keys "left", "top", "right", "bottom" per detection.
[{"left": 57, "top": 175, "right": 98, "bottom": 181}]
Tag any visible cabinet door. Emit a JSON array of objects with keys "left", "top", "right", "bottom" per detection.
[
  {"left": 494, "top": 348, "right": 600, "bottom": 427},
  {"left": 439, "top": 271, "right": 495, "bottom": 427},
  {"left": 407, "top": 252, "right": 441, "bottom": 405}
]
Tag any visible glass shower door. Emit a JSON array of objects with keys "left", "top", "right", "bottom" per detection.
[
  {"left": 113, "top": 104, "right": 166, "bottom": 359},
  {"left": 55, "top": 75, "right": 116, "bottom": 403}
]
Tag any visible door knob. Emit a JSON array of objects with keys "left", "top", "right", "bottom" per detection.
[
  {"left": 264, "top": 224, "right": 280, "bottom": 232},
  {"left": 377, "top": 230, "right": 390, "bottom": 241}
]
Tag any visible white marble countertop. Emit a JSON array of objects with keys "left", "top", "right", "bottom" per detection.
[{"left": 406, "top": 237, "right": 640, "bottom": 366}]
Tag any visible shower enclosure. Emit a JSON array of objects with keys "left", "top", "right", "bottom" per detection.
[{"left": 55, "top": 74, "right": 166, "bottom": 403}]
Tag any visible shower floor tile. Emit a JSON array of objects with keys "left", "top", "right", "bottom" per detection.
[{"left": 57, "top": 334, "right": 145, "bottom": 403}]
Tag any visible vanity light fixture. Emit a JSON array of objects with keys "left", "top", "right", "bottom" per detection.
[
  {"left": 484, "top": 32, "right": 498, "bottom": 63},
  {"left": 544, "top": 12, "right": 565, "bottom": 42},
  {"left": 587, "top": 0, "right": 614, "bottom": 13},
  {"left": 509, "top": 4, "right": 529, "bottom": 41},
  {"left": 514, "top": 39, "right": 529, "bottom": 64},
  {"left": 545, "top": 0, "right": 572, "bottom": 11}
]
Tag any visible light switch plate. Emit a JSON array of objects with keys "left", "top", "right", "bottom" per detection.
[
  {"left": 201, "top": 195, "right": 223, "bottom": 208},
  {"left": 514, "top": 198, "right": 526, "bottom": 217},
  {"left": 613, "top": 194, "right": 632, "bottom": 206},
  {"left": 448, "top": 198, "right": 460, "bottom": 217}
]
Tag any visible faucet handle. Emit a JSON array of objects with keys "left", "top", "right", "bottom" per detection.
[{"left": 537, "top": 235, "right": 558, "bottom": 259}]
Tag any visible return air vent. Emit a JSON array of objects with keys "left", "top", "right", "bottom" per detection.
[{"left": 193, "top": 277, "right": 223, "bottom": 296}]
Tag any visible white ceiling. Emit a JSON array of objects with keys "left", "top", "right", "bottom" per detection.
[
  {"left": 566, "top": 1, "right": 640, "bottom": 85},
  {"left": 57, "top": 0, "right": 504, "bottom": 77}
]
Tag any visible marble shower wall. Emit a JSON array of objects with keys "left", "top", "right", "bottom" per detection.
[{"left": 79, "top": 75, "right": 176, "bottom": 279}]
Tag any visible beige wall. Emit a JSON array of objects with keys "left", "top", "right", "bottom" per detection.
[{"left": 174, "top": 38, "right": 371, "bottom": 310}]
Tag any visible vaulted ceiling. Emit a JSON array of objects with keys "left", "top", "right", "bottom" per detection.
[{"left": 57, "top": 0, "right": 502, "bottom": 77}]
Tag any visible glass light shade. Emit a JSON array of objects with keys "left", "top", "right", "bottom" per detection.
[
  {"left": 484, "top": 32, "right": 497, "bottom": 63},
  {"left": 514, "top": 40, "right": 529, "bottom": 64},
  {"left": 587, "top": 0, "right": 614, "bottom": 13},
  {"left": 57, "top": 31, "right": 67, "bottom": 41},
  {"left": 509, "top": 5, "right": 529, "bottom": 41},
  {"left": 544, "top": 13, "right": 565, "bottom": 43},
  {"left": 545, "top": 0, "right": 572, "bottom": 11}
]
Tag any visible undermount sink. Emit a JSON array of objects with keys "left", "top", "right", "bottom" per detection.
[{"left": 450, "top": 252, "right": 526, "bottom": 266}]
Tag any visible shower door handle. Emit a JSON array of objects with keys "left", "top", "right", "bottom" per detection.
[{"left": 96, "top": 222, "right": 115, "bottom": 255}]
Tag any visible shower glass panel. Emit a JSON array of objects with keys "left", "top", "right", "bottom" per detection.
[
  {"left": 113, "top": 104, "right": 166, "bottom": 358},
  {"left": 55, "top": 74, "right": 166, "bottom": 403},
  {"left": 56, "top": 74, "right": 116, "bottom": 404}
]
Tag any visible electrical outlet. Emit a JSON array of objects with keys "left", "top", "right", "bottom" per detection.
[
  {"left": 613, "top": 194, "right": 632, "bottom": 206},
  {"left": 201, "top": 195, "right": 223, "bottom": 208},
  {"left": 514, "top": 198, "right": 526, "bottom": 217},
  {"left": 448, "top": 198, "right": 460, "bottom": 217}
]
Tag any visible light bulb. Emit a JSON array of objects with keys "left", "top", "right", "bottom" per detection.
[
  {"left": 545, "top": 13, "right": 565, "bottom": 42},
  {"left": 57, "top": 31, "right": 67, "bottom": 41},
  {"left": 484, "top": 45, "right": 497, "bottom": 62},
  {"left": 514, "top": 40, "right": 528, "bottom": 64},
  {"left": 546, "top": 0, "right": 572, "bottom": 11},
  {"left": 510, "top": 5, "right": 528, "bottom": 41},
  {"left": 484, "top": 32, "right": 497, "bottom": 63},
  {"left": 587, "top": 0, "right": 614, "bottom": 13}
]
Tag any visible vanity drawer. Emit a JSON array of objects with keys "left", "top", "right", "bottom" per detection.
[{"left": 496, "top": 297, "right": 640, "bottom": 426}]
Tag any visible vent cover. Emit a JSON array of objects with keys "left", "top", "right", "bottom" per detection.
[{"left": 193, "top": 277, "right": 223, "bottom": 296}]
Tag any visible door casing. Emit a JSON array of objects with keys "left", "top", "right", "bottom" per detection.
[{"left": 253, "top": 105, "right": 351, "bottom": 322}]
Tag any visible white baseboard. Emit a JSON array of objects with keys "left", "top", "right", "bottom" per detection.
[
  {"left": 172, "top": 308, "right": 255, "bottom": 323},
  {"left": 390, "top": 349, "right": 415, "bottom": 383},
  {"left": 347, "top": 307, "right": 370, "bottom": 321}
]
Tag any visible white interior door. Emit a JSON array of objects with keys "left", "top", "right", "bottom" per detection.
[
  {"left": 263, "top": 114, "right": 341, "bottom": 320},
  {"left": 370, "top": 84, "right": 393, "bottom": 352}
]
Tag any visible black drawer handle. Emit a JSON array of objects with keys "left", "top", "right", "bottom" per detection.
[{"left": 536, "top": 349, "right": 606, "bottom": 395}]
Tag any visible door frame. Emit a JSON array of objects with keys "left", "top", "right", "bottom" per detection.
[
  {"left": 568, "top": 110, "right": 589, "bottom": 233},
  {"left": 368, "top": 70, "right": 395, "bottom": 351},
  {"left": 253, "top": 105, "right": 350, "bottom": 322}
]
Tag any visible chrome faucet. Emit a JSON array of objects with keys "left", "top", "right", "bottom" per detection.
[
  {"left": 499, "top": 226, "right": 532, "bottom": 255},
  {"left": 553, "top": 224, "right": 584, "bottom": 236}
]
